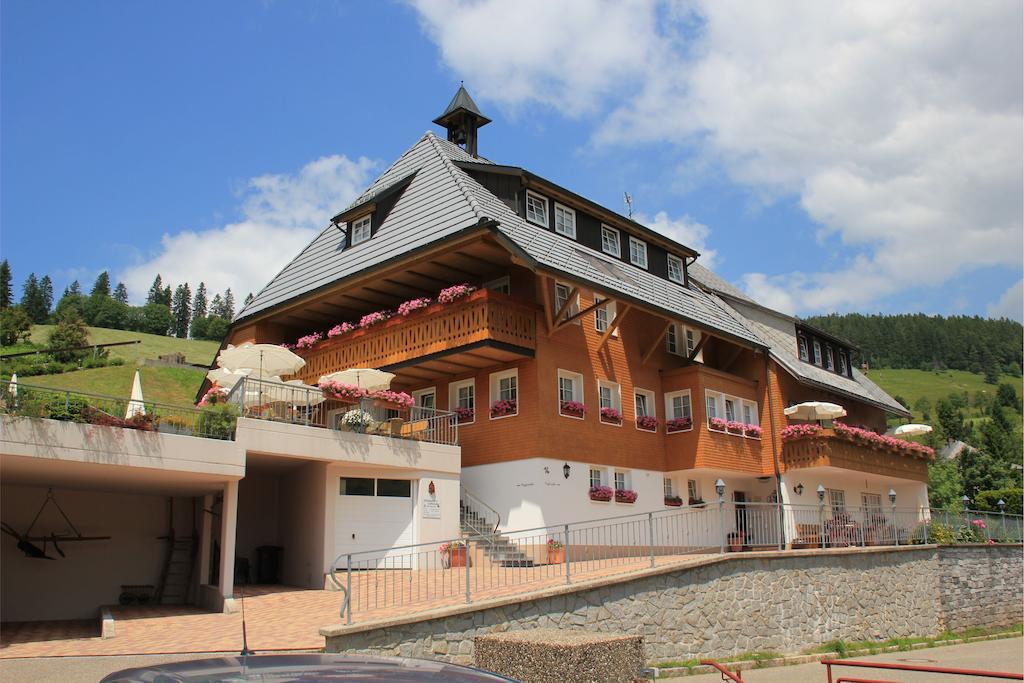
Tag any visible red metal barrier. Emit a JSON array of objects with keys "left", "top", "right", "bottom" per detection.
[
  {"left": 823, "top": 658, "right": 1024, "bottom": 682},
  {"left": 699, "top": 660, "right": 744, "bottom": 682}
]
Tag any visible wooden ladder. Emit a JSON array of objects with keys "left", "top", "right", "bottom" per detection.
[{"left": 155, "top": 499, "right": 198, "bottom": 605}]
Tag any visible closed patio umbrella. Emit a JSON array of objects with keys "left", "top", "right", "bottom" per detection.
[
  {"left": 318, "top": 368, "right": 395, "bottom": 391},
  {"left": 216, "top": 343, "right": 305, "bottom": 378},
  {"left": 8, "top": 373, "right": 16, "bottom": 397},
  {"left": 890, "top": 423, "right": 933, "bottom": 437},
  {"left": 125, "top": 370, "right": 146, "bottom": 419},
  {"left": 784, "top": 401, "right": 847, "bottom": 421}
]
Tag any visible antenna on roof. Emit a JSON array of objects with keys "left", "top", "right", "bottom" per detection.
[{"left": 623, "top": 192, "right": 633, "bottom": 218}]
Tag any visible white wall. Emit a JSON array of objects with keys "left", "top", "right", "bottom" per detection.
[
  {"left": 1, "top": 485, "right": 170, "bottom": 622},
  {"left": 781, "top": 468, "right": 929, "bottom": 511},
  {"left": 278, "top": 461, "right": 327, "bottom": 589}
]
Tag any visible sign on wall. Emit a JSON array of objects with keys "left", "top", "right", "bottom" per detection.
[{"left": 423, "top": 498, "right": 441, "bottom": 519}]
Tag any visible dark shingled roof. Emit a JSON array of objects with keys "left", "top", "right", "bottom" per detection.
[{"left": 433, "top": 84, "right": 492, "bottom": 126}]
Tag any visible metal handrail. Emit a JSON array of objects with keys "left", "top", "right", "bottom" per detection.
[
  {"left": 700, "top": 660, "right": 745, "bottom": 682},
  {"left": 822, "top": 659, "right": 1024, "bottom": 681},
  {"left": 461, "top": 485, "right": 501, "bottom": 535}
]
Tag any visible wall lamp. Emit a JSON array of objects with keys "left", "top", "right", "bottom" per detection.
[
  {"left": 816, "top": 484, "right": 826, "bottom": 504},
  {"left": 793, "top": 483, "right": 804, "bottom": 496},
  {"left": 563, "top": 462, "right": 571, "bottom": 479}
]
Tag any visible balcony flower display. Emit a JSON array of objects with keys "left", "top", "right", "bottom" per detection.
[
  {"left": 454, "top": 406, "right": 474, "bottom": 423},
  {"left": 833, "top": 422, "right": 935, "bottom": 458},
  {"left": 198, "top": 384, "right": 229, "bottom": 407},
  {"left": 280, "top": 342, "right": 296, "bottom": 350},
  {"left": 82, "top": 406, "right": 157, "bottom": 432},
  {"left": 359, "top": 310, "right": 391, "bottom": 329},
  {"left": 327, "top": 322, "right": 355, "bottom": 338},
  {"left": 780, "top": 423, "right": 821, "bottom": 442},
  {"left": 743, "top": 424, "right": 763, "bottom": 438},
  {"left": 614, "top": 488, "right": 638, "bottom": 504},
  {"left": 319, "top": 380, "right": 369, "bottom": 402},
  {"left": 547, "top": 537, "right": 564, "bottom": 563},
  {"left": 664, "top": 495, "right": 683, "bottom": 507},
  {"left": 439, "top": 539, "right": 467, "bottom": 568},
  {"left": 636, "top": 414, "right": 659, "bottom": 431},
  {"left": 599, "top": 406, "right": 622, "bottom": 425},
  {"left": 560, "top": 400, "right": 587, "bottom": 418},
  {"left": 438, "top": 283, "right": 476, "bottom": 304},
  {"left": 709, "top": 417, "right": 727, "bottom": 431},
  {"left": 296, "top": 331, "right": 323, "bottom": 349},
  {"left": 726, "top": 420, "right": 745, "bottom": 434},
  {"left": 490, "top": 399, "right": 517, "bottom": 418},
  {"left": 665, "top": 416, "right": 692, "bottom": 433},
  {"left": 370, "top": 389, "right": 414, "bottom": 408},
  {"left": 588, "top": 485, "right": 613, "bottom": 502},
  {"left": 397, "top": 297, "right": 432, "bottom": 316},
  {"left": 340, "top": 408, "right": 373, "bottom": 433},
  {"left": 688, "top": 497, "right": 706, "bottom": 507}
]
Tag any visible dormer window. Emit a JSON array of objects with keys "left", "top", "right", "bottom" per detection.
[
  {"left": 526, "top": 191, "right": 548, "bottom": 227},
  {"left": 838, "top": 352, "right": 849, "bottom": 376},
  {"left": 629, "top": 236, "right": 648, "bottom": 269},
  {"left": 798, "top": 336, "right": 809, "bottom": 362},
  {"left": 350, "top": 214, "right": 372, "bottom": 246},
  {"left": 812, "top": 340, "right": 822, "bottom": 366},
  {"left": 667, "top": 254, "right": 684, "bottom": 284},
  {"left": 601, "top": 225, "right": 621, "bottom": 257},
  {"left": 554, "top": 203, "right": 577, "bottom": 239},
  {"left": 825, "top": 346, "right": 835, "bottom": 371}
]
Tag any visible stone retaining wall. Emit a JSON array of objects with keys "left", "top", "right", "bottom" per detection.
[
  {"left": 322, "top": 545, "right": 1022, "bottom": 666},
  {"left": 938, "top": 545, "right": 1022, "bottom": 633}
]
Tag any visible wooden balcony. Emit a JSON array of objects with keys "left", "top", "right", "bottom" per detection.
[
  {"left": 782, "top": 431, "right": 929, "bottom": 482},
  {"left": 292, "top": 289, "right": 537, "bottom": 387}
]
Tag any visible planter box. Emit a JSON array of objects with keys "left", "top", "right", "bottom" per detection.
[
  {"left": 547, "top": 548, "right": 564, "bottom": 564},
  {"left": 446, "top": 547, "right": 468, "bottom": 568}
]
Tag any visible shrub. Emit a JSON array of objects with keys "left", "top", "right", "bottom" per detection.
[
  {"left": 197, "top": 403, "right": 239, "bottom": 440},
  {"left": 973, "top": 489, "right": 1023, "bottom": 516},
  {"left": 47, "top": 311, "right": 89, "bottom": 362},
  {"left": 0, "top": 307, "right": 32, "bottom": 346}
]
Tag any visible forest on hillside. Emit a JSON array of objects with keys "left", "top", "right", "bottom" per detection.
[{"left": 804, "top": 313, "right": 1023, "bottom": 377}]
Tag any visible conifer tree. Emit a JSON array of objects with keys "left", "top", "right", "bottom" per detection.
[
  {"left": 171, "top": 283, "right": 192, "bottom": 338},
  {"left": 113, "top": 282, "right": 129, "bottom": 304},
  {"left": 146, "top": 275, "right": 164, "bottom": 305},
  {"left": 0, "top": 259, "right": 12, "bottom": 309}
]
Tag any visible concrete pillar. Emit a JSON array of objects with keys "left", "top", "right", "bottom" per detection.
[
  {"left": 219, "top": 480, "right": 239, "bottom": 609},
  {"left": 198, "top": 494, "right": 214, "bottom": 586}
]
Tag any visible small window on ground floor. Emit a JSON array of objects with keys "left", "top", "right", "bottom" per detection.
[
  {"left": 376, "top": 479, "right": 412, "bottom": 498},
  {"left": 827, "top": 488, "right": 846, "bottom": 514},
  {"left": 687, "top": 479, "right": 700, "bottom": 502},
  {"left": 340, "top": 477, "right": 374, "bottom": 496},
  {"left": 614, "top": 471, "right": 629, "bottom": 491},
  {"left": 664, "top": 477, "right": 674, "bottom": 497},
  {"left": 589, "top": 468, "right": 604, "bottom": 488},
  {"left": 861, "top": 492, "right": 882, "bottom": 514}
]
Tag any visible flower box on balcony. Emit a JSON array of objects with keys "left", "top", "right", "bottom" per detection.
[
  {"left": 454, "top": 407, "right": 474, "bottom": 424},
  {"left": 688, "top": 497, "right": 707, "bottom": 508},
  {"left": 709, "top": 417, "right": 727, "bottom": 432},
  {"left": 599, "top": 407, "right": 622, "bottom": 425},
  {"left": 437, "top": 283, "right": 476, "bottom": 304},
  {"left": 744, "top": 424, "right": 763, "bottom": 439},
  {"left": 490, "top": 399, "right": 517, "bottom": 419},
  {"left": 614, "top": 489, "right": 638, "bottom": 504},
  {"left": 664, "top": 495, "right": 683, "bottom": 507},
  {"left": 726, "top": 420, "right": 745, "bottom": 435},
  {"left": 666, "top": 417, "right": 692, "bottom": 433},
  {"left": 439, "top": 541, "right": 467, "bottom": 568},
  {"left": 589, "top": 485, "right": 613, "bottom": 502},
  {"left": 636, "top": 415, "right": 659, "bottom": 431},
  {"left": 560, "top": 400, "right": 587, "bottom": 419}
]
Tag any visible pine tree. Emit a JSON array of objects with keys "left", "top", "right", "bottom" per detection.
[
  {"left": 113, "top": 282, "right": 129, "bottom": 304},
  {"left": 21, "top": 273, "right": 48, "bottom": 323},
  {"left": 47, "top": 309, "right": 89, "bottom": 362},
  {"left": 0, "top": 259, "right": 12, "bottom": 309},
  {"left": 39, "top": 275, "right": 53, "bottom": 317},
  {"left": 244, "top": 292, "right": 254, "bottom": 306},
  {"left": 68, "top": 280, "right": 81, "bottom": 296},
  {"left": 210, "top": 293, "right": 224, "bottom": 318},
  {"left": 223, "top": 288, "right": 235, "bottom": 320},
  {"left": 171, "top": 283, "right": 192, "bottom": 338},
  {"left": 146, "top": 275, "right": 164, "bottom": 305},
  {"left": 192, "top": 282, "right": 208, "bottom": 323},
  {"left": 162, "top": 285, "right": 172, "bottom": 308},
  {"left": 89, "top": 271, "right": 111, "bottom": 298}
]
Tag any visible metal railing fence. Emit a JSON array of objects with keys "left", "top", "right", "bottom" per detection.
[
  {"left": 0, "top": 381, "right": 235, "bottom": 440},
  {"left": 328, "top": 501, "right": 1023, "bottom": 625},
  {"left": 229, "top": 376, "right": 458, "bottom": 446}
]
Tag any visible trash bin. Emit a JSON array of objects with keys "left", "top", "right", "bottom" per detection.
[{"left": 254, "top": 545, "right": 283, "bottom": 584}]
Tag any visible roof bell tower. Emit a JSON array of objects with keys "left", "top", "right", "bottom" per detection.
[{"left": 433, "top": 83, "right": 491, "bottom": 158}]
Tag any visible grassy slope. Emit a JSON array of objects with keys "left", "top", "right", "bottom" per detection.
[
  {"left": 20, "top": 325, "right": 220, "bottom": 366},
  {"left": 19, "top": 366, "right": 207, "bottom": 405},
  {"left": 868, "top": 369, "right": 1020, "bottom": 411}
]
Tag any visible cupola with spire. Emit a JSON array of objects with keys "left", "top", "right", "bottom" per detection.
[{"left": 433, "top": 83, "right": 491, "bottom": 158}]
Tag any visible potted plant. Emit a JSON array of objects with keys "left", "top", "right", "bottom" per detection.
[
  {"left": 454, "top": 406, "right": 474, "bottom": 424},
  {"left": 439, "top": 540, "right": 468, "bottom": 568},
  {"left": 726, "top": 420, "right": 745, "bottom": 435},
  {"left": 666, "top": 416, "right": 692, "bottom": 433},
  {"left": 636, "top": 414, "right": 658, "bottom": 431},
  {"left": 614, "top": 488, "right": 638, "bottom": 504},
  {"left": 664, "top": 495, "right": 683, "bottom": 507},
  {"left": 490, "top": 399, "right": 517, "bottom": 418},
  {"left": 359, "top": 310, "right": 391, "bottom": 329},
  {"left": 588, "top": 485, "right": 613, "bottom": 502},
  {"left": 743, "top": 423, "right": 763, "bottom": 438},
  {"left": 560, "top": 400, "right": 587, "bottom": 418},
  {"left": 340, "top": 408, "right": 373, "bottom": 434},
  {"left": 709, "top": 417, "right": 727, "bottom": 432},
  {"left": 370, "top": 389, "right": 414, "bottom": 408},
  {"left": 327, "top": 322, "right": 355, "bottom": 338},
  {"left": 397, "top": 297, "right": 432, "bottom": 316},
  {"left": 599, "top": 407, "right": 622, "bottom": 425},
  {"left": 547, "top": 538, "right": 564, "bottom": 564},
  {"left": 295, "top": 331, "right": 323, "bottom": 349},
  {"left": 727, "top": 530, "right": 746, "bottom": 552}
]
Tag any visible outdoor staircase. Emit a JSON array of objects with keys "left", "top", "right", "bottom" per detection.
[
  {"left": 460, "top": 498, "right": 535, "bottom": 568},
  {"left": 155, "top": 498, "right": 198, "bottom": 605}
]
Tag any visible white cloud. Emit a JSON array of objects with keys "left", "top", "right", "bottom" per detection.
[
  {"left": 987, "top": 279, "right": 1023, "bottom": 322},
  {"left": 412, "top": 0, "right": 1023, "bottom": 314},
  {"left": 118, "top": 155, "right": 377, "bottom": 305},
  {"left": 636, "top": 211, "right": 717, "bottom": 268}
]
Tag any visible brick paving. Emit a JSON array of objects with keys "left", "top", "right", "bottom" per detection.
[{"left": 0, "top": 552, "right": 713, "bottom": 659}]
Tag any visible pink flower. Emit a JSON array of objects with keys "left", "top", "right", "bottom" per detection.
[
  {"left": 327, "top": 322, "right": 355, "bottom": 338},
  {"left": 397, "top": 298, "right": 432, "bottom": 316},
  {"left": 636, "top": 415, "right": 659, "bottom": 431},
  {"left": 490, "top": 399, "right": 517, "bottom": 418},
  {"left": 198, "top": 384, "right": 229, "bottom": 407},
  {"left": 614, "top": 488, "right": 638, "bottom": 504},
  {"left": 588, "top": 485, "right": 613, "bottom": 501},
  {"left": 600, "top": 407, "right": 622, "bottom": 423},
  {"left": 370, "top": 389, "right": 414, "bottom": 408},
  {"left": 359, "top": 310, "right": 390, "bottom": 328},
  {"left": 971, "top": 519, "right": 986, "bottom": 529},
  {"left": 666, "top": 417, "right": 693, "bottom": 432},
  {"left": 709, "top": 417, "right": 728, "bottom": 430},
  {"left": 438, "top": 284, "right": 476, "bottom": 304},
  {"left": 454, "top": 406, "right": 474, "bottom": 423},
  {"left": 560, "top": 400, "right": 587, "bottom": 416},
  {"left": 319, "top": 380, "right": 368, "bottom": 402},
  {"left": 295, "top": 332, "right": 323, "bottom": 349},
  {"left": 780, "top": 423, "right": 821, "bottom": 441},
  {"left": 744, "top": 424, "right": 763, "bottom": 438}
]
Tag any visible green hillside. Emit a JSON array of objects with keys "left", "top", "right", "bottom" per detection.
[
  {"left": 19, "top": 365, "right": 207, "bottom": 405},
  {"left": 867, "top": 368, "right": 1021, "bottom": 415},
  {"left": 20, "top": 325, "right": 221, "bottom": 366}
]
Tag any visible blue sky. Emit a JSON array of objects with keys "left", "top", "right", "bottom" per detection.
[{"left": 3, "top": 0, "right": 1022, "bottom": 321}]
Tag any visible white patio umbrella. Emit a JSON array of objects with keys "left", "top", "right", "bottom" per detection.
[
  {"left": 125, "top": 370, "right": 146, "bottom": 418},
  {"left": 8, "top": 373, "right": 17, "bottom": 398},
  {"left": 267, "top": 379, "right": 325, "bottom": 407},
  {"left": 890, "top": 423, "right": 933, "bottom": 437},
  {"left": 216, "top": 343, "right": 305, "bottom": 378},
  {"left": 318, "top": 368, "right": 395, "bottom": 391},
  {"left": 784, "top": 401, "right": 847, "bottom": 421},
  {"left": 206, "top": 367, "right": 276, "bottom": 389}
]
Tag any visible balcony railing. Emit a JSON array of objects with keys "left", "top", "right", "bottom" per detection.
[
  {"left": 0, "top": 381, "right": 236, "bottom": 440},
  {"left": 782, "top": 429, "right": 931, "bottom": 481},
  {"left": 291, "top": 289, "right": 537, "bottom": 385},
  {"left": 229, "top": 376, "right": 458, "bottom": 447}
]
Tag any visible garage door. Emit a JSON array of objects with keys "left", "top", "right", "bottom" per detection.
[{"left": 334, "top": 477, "right": 413, "bottom": 568}]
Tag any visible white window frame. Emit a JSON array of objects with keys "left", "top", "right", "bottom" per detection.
[
  {"left": 664, "top": 477, "right": 674, "bottom": 499},
  {"left": 684, "top": 327, "right": 702, "bottom": 360},
  {"left": 412, "top": 387, "right": 436, "bottom": 412},
  {"left": 812, "top": 340, "right": 823, "bottom": 366},
  {"left": 601, "top": 224, "right": 621, "bottom": 257},
  {"left": 557, "top": 369, "right": 585, "bottom": 418},
  {"left": 597, "top": 379, "right": 621, "bottom": 426},
  {"left": 706, "top": 390, "right": 759, "bottom": 434},
  {"left": 526, "top": 191, "right": 548, "bottom": 227},
  {"left": 666, "top": 323, "right": 701, "bottom": 359},
  {"left": 724, "top": 397, "right": 737, "bottom": 422},
  {"left": 448, "top": 378, "right": 475, "bottom": 425},
  {"left": 667, "top": 254, "right": 685, "bottom": 284},
  {"left": 665, "top": 389, "right": 693, "bottom": 430},
  {"left": 634, "top": 388, "right": 657, "bottom": 432},
  {"left": 838, "top": 352, "right": 849, "bottom": 376},
  {"left": 705, "top": 391, "right": 720, "bottom": 421},
  {"left": 666, "top": 324, "right": 680, "bottom": 355},
  {"left": 553, "top": 202, "right": 577, "bottom": 239},
  {"left": 350, "top": 214, "right": 372, "bottom": 246},
  {"left": 687, "top": 479, "right": 700, "bottom": 503},
  {"left": 489, "top": 368, "right": 518, "bottom": 420},
  {"left": 628, "top": 236, "right": 648, "bottom": 269},
  {"left": 613, "top": 470, "right": 630, "bottom": 492},
  {"left": 798, "top": 336, "right": 809, "bottom": 362},
  {"left": 825, "top": 346, "right": 835, "bottom": 371},
  {"left": 554, "top": 282, "right": 580, "bottom": 323},
  {"left": 484, "top": 275, "right": 510, "bottom": 295},
  {"left": 594, "top": 297, "right": 617, "bottom": 335},
  {"left": 827, "top": 488, "right": 846, "bottom": 514},
  {"left": 589, "top": 467, "right": 606, "bottom": 489}
]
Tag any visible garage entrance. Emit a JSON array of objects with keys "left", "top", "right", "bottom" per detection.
[{"left": 334, "top": 476, "right": 414, "bottom": 567}]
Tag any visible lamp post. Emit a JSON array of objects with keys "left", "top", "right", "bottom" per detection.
[
  {"left": 716, "top": 479, "right": 726, "bottom": 554},
  {"left": 997, "top": 499, "right": 1006, "bottom": 542},
  {"left": 889, "top": 489, "right": 898, "bottom": 546}
]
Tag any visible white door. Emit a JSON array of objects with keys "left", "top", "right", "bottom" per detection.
[{"left": 334, "top": 477, "right": 414, "bottom": 568}]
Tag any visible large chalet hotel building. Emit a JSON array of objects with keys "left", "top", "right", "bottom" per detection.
[{"left": 224, "top": 87, "right": 928, "bottom": 537}]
